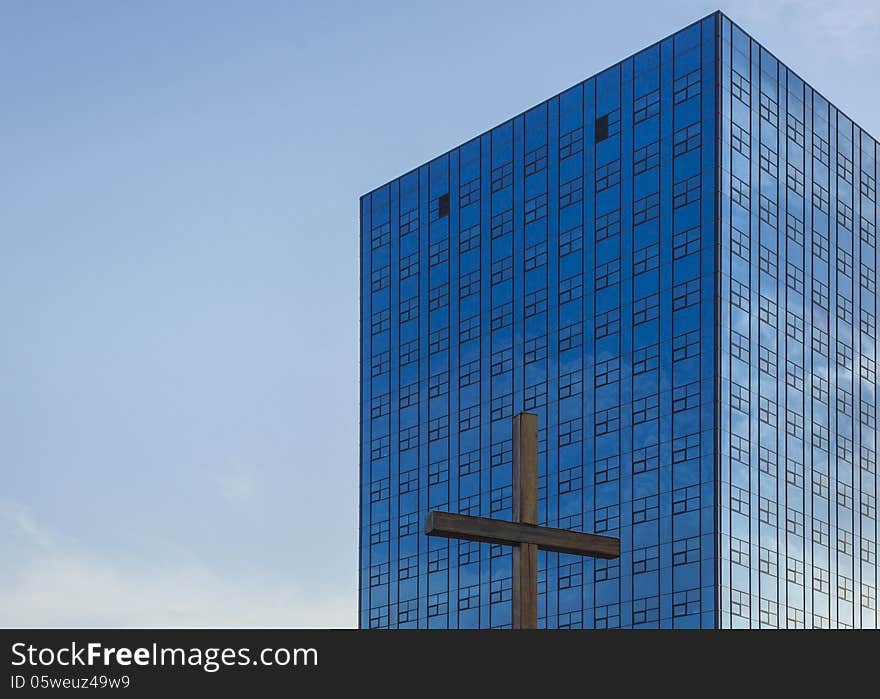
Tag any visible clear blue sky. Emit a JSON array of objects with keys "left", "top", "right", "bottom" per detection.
[{"left": 1, "top": 0, "right": 878, "bottom": 627}]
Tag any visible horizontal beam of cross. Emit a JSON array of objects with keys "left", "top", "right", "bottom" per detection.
[{"left": 424, "top": 511, "right": 620, "bottom": 559}]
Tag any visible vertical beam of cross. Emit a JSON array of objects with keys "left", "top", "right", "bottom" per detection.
[
  {"left": 512, "top": 411, "right": 538, "bottom": 629},
  {"left": 425, "top": 412, "right": 620, "bottom": 630}
]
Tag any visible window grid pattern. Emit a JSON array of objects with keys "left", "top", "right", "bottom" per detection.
[
  {"left": 718, "top": 16, "right": 879, "bottom": 628},
  {"left": 360, "top": 16, "right": 718, "bottom": 628},
  {"left": 361, "top": 12, "right": 879, "bottom": 630}
]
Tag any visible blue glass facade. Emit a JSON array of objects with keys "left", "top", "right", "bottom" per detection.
[
  {"left": 718, "top": 16, "right": 878, "bottom": 628},
  {"left": 360, "top": 12, "right": 879, "bottom": 628}
]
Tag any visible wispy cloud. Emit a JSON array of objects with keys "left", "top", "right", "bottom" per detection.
[
  {"left": 217, "top": 468, "right": 264, "bottom": 509},
  {"left": 724, "top": 0, "right": 880, "bottom": 62},
  {"left": 0, "top": 503, "right": 354, "bottom": 628},
  {"left": 799, "top": 0, "right": 880, "bottom": 62}
]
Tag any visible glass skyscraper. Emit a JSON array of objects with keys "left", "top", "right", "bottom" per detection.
[{"left": 359, "top": 11, "right": 879, "bottom": 628}]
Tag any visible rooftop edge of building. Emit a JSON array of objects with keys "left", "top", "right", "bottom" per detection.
[{"left": 359, "top": 9, "right": 877, "bottom": 203}]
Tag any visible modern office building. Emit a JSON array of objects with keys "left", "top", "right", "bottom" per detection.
[{"left": 359, "top": 11, "right": 879, "bottom": 628}]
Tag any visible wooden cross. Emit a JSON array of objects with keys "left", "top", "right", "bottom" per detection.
[{"left": 425, "top": 411, "right": 621, "bottom": 629}]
